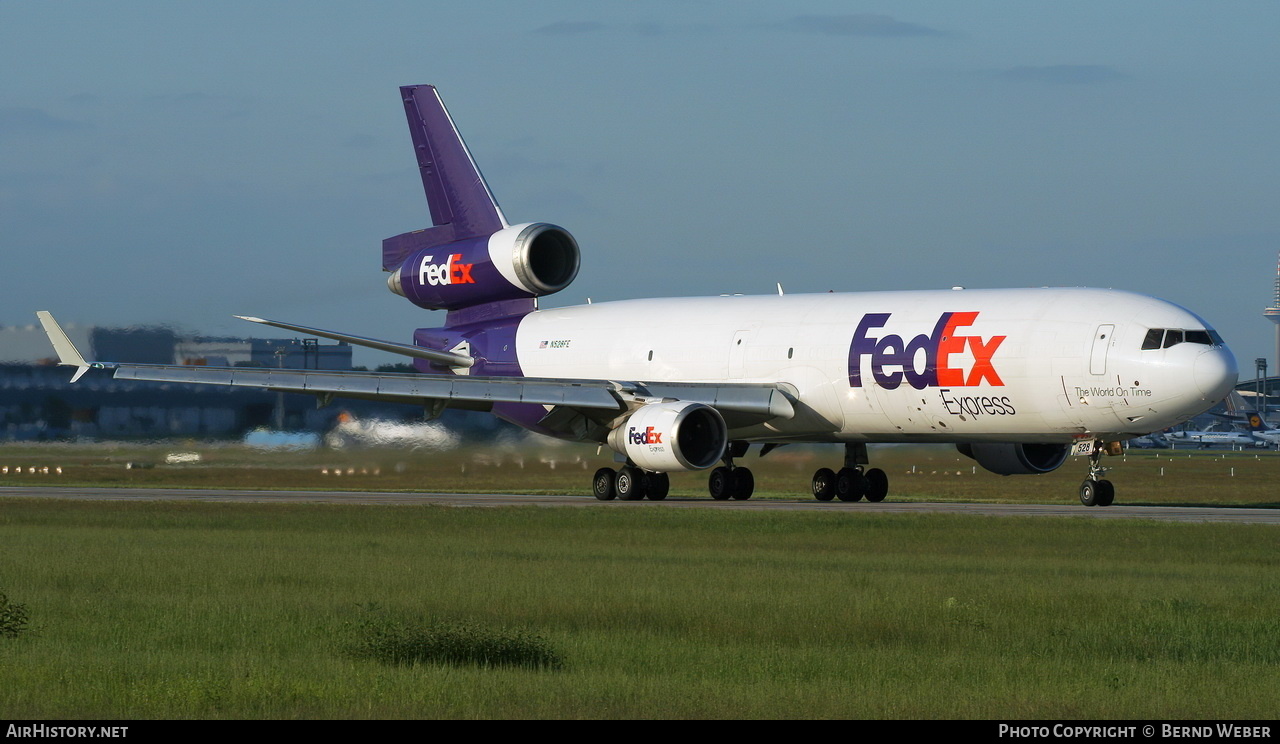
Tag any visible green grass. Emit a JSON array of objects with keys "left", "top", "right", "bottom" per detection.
[
  {"left": 345, "top": 605, "right": 564, "bottom": 670},
  {"left": 3, "top": 440, "right": 1280, "bottom": 506},
  {"left": 1, "top": 499, "right": 1278, "bottom": 718}
]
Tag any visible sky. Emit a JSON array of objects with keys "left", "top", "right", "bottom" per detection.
[{"left": 2, "top": 1, "right": 1278, "bottom": 372}]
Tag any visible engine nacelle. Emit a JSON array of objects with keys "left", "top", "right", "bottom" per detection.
[
  {"left": 956, "top": 442, "right": 1070, "bottom": 476},
  {"left": 606, "top": 401, "right": 728, "bottom": 472},
  {"left": 387, "top": 222, "right": 580, "bottom": 310}
]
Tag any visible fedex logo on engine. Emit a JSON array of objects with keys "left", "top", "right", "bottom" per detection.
[
  {"left": 418, "top": 254, "right": 476, "bottom": 287},
  {"left": 628, "top": 426, "right": 663, "bottom": 446},
  {"left": 849, "top": 312, "right": 1006, "bottom": 390}
]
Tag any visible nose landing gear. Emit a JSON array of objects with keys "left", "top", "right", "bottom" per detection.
[{"left": 1079, "top": 440, "right": 1117, "bottom": 507}]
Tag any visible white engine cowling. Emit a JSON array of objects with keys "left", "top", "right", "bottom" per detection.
[
  {"left": 487, "top": 222, "right": 581, "bottom": 297},
  {"left": 956, "top": 442, "right": 1070, "bottom": 475},
  {"left": 606, "top": 401, "right": 728, "bottom": 472}
]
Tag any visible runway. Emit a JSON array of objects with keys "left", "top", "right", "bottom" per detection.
[{"left": 2, "top": 486, "right": 1278, "bottom": 524}]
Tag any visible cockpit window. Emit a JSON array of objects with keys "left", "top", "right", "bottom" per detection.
[{"left": 1141, "top": 328, "right": 1222, "bottom": 350}]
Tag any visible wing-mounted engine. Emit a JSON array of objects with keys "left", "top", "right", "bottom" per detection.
[
  {"left": 956, "top": 442, "right": 1070, "bottom": 475},
  {"left": 386, "top": 222, "right": 580, "bottom": 311},
  {"left": 606, "top": 401, "right": 728, "bottom": 472}
]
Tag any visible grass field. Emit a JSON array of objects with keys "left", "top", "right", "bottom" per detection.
[
  {"left": 2, "top": 440, "right": 1279, "bottom": 506},
  {"left": 1, "top": 441, "right": 1278, "bottom": 719},
  {"left": 1, "top": 499, "right": 1278, "bottom": 719}
]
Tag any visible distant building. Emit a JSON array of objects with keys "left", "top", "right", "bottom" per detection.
[
  {"left": 1236, "top": 376, "right": 1280, "bottom": 418},
  {"left": 175, "top": 337, "right": 350, "bottom": 370},
  {"left": 0, "top": 362, "right": 441, "bottom": 440},
  {"left": 0, "top": 322, "right": 351, "bottom": 369},
  {"left": 0, "top": 320, "right": 357, "bottom": 439}
]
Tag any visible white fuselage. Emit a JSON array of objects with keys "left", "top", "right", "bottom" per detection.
[{"left": 514, "top": 287, "right": 1238, "bottom": 444}]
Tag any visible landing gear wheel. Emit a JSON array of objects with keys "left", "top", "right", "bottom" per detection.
[
  {"left": 644, "top": 472, "right": 670, "bottom": 501},
  {"left": 593, "top": 467, "right": 617, "bottom": 501},
  {"left": 1080, "top": 440, "right": 1116, "bottom": 507},
  {"left": 731, "top": 468, "right": 754, "bottom": 500},
  {"left": 835, "top": 467, "right": 865, "bottom": 502},
  {"left": 616, "top": 466, "right": 647, "bottom": 501},
  {"left": 863, "top": 467, "right": 889, "bottom": 503},
  {"left": 812, "top": 468, "right": 836, "bottom": 501},
  {"left": 1079, "top": 479, "right": 1098, "bottom": 507},
  {"left": 708, "top": 467, "right": 733, "bottom": 500},
  {"left": 1094, "top": 479, "right": 1114, "bottom": 507}
]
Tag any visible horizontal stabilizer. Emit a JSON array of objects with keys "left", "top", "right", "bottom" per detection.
[{"left": 234, "top": 315, "right": 474, "bottom": 368}]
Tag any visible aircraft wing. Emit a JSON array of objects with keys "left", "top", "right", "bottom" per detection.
[{"left": 36, "top": 312, "right": 794, "bottom": 437}]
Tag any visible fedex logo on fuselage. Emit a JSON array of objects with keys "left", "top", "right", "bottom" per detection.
[
  {"left": 418, "top": 254, "right": 476, "bottom": 287},
  {"left": 628, "top": 426, "right": 663, "bottom": 446},
  {"left": 849, "top": 312, "right": 1006, "bottom": 390}
]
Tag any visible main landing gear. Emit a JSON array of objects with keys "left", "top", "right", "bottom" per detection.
[
  {"left": 1079, "top": 440, "right": 1117, "bottom": 507},
  {"left": 593, "top": 465, "right": 671, "bottom": 501},
  {"left": 810, "top": 443, "right": 888, "bottom": 503},
  {"left": 706, "top": 441, "right": 755, "bottom": 500},
  {"left": 591, "top": 442, "right": 758, "bottom": 502},
  {"left": 592, "top": 442, "right": 894, "bottom": 504}
]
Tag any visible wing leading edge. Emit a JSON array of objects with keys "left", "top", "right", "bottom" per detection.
[{"left": 35, "top": 313, "right": 794, "bottom": 438}]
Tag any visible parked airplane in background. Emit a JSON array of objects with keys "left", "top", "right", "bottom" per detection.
[
  {"left": 324, "top": 411, "right": 459, "bottom": 451},
  {"left": 39, "top": 85, "right": 1239, "bottom": 507},
  {"left": 1165, "top": 428, "right": 1262, "bottom": 448},
  {"left": 1210, "top": 391, "right": 1280, "bottom": 447},
  {"left": 1241, "top": 413, "right": 1280, "bottom": 448},
  {"left": 1125, "top": 432, "right": 1170, "bottom": 449}
]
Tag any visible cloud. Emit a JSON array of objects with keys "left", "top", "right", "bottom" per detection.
[
  {"left": 997, "top": 65, "right": 1126, "bottom": 85},
  {"left": 0, "top": 107, "right": 89, "bottom": 135},
  {"left": 779, "top": 14, "right": 950, "bottom": 38}
]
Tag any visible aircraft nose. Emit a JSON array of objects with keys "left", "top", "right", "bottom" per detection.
[{"left": 1193, "top": 345, "right": 1238, "bottom": 401}]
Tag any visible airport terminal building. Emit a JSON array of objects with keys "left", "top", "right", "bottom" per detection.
[{"left": 0, "top": 322, "right": 369, "bottom": 439}]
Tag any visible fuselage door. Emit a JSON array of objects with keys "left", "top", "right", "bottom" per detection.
[{"left": 1089, "top": 324, "right": 1114, "bottom": 375}]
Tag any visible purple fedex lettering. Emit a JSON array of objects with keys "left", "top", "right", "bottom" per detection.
[
  {"left": 849, "top": 312, "right": 1005, "bottom": 390},
  {"left": 849, "top": 314, "right": 891, "bottom": 388},
  {"left": 628, "top": 426, "right": 663, "bottom": 445}
]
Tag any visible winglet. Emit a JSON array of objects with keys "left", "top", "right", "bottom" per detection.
[{"left": 35, "top": 311, "right": 93, "bottom": 382}]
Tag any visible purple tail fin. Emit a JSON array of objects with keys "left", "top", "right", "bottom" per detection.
[{"left": 382, "top": 85, "right": 507, "bottom": 271}]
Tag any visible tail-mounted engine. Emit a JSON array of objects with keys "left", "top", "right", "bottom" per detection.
[
  {"left": 956, "top": 442, "right": 1070, "bottom": 476},
  {"left": 606, "top": 401, "right": 728, "bottom": 472},
  {"left": 386, "top": 222, "right": 580, "bottom": 311}
]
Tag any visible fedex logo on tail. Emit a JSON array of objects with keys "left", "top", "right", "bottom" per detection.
[
  {"left": 418, "top": 254, "right": 476, "bottom": 287},
  {"left": 849, "top": 312, "right": 1006, "bottom": 390}
]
